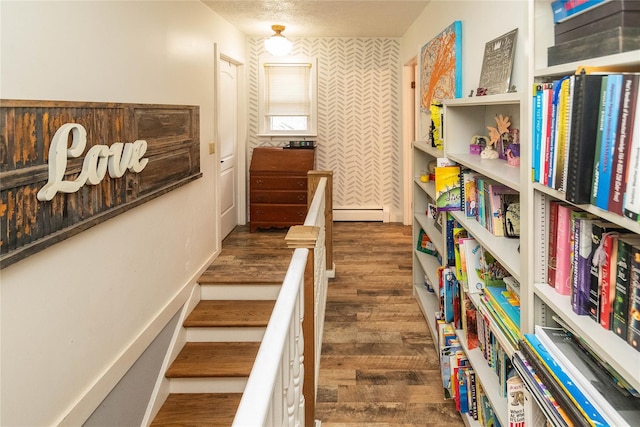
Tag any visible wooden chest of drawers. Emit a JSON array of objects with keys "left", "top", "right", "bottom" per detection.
[{"left": 249, "top": 147, "right": 316, "bottom": 232}]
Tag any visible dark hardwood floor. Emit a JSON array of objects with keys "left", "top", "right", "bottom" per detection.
[{"left": 224, "top": 221, "right": 463, "bottom": 427}]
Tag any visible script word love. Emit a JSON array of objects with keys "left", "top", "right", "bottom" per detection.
[{"left": 37, "top": 123, "right": 149, "bottom": 201}]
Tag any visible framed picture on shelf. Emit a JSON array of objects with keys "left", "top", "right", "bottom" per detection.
[
  {"left": 477, "top": 28, "right": 518, "bottom": 96},
  {"left": 419, "top": 20, "right": 462, "bottom": 143}
]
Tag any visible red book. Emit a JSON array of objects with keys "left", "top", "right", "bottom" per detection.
[
  {"left": 599, "top": 232, "right": 620, "bottom": 329},
  {"left": 547, "top": 201, "right": 563, "bottom": 288}
]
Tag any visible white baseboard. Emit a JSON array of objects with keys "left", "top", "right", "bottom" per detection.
[{"left": 333, "top": 206, "right": 389, "bottom": 222}]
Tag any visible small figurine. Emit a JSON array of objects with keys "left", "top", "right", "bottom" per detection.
[{"left": 484, "top": 114, "right": 511, "bottom": 160}]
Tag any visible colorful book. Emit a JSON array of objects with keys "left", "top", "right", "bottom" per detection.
[
  {"left": 555, "top": 204, "right": 581, "bottom": 295},
  {"left": 547, "top": 201, "right": 564, "bottom": 288},
  {"left": 522, "top": 333, "right": 610, "bottom": 427},
  {"left": 609, "top": 74, "right": 639, "bottom": 215},
  {"left": 565, "top": 73, "right": 605, "bottom": 204},
  {"left": 487, "top": 183, "right": 518, "bottom": 237},
  {"left": 551, "top": 0, "right": 609, "bottom": 23},
  {"left": 532, "top": 83, "right": 544, "bottom": 183},
  {"left": 613, "top": 237, "right": 640, "bottom": 340},
  {"left": 572, "top": 217, "right": 596, "bottom": 315},
  {"left": 507, "top": 375, "right": 526, "bottom": 427},
  {"left": 461, "top": 169, "right": 480, "bottom": 218},
  {"left": 628, "top": 245, "right": 640, "bottom": 350},
  {"left": 591, "top": 74, "right": 623, "bottom": 210},
  {"left": 542, "top": 83, "right": 554, "bottom": 185},
  {"left": 623, "top": 83, "right": 640, "bottom": 221},
  {"left": 552, "top": 75, "right": 572, "bottom": 191},
  {"left": 463, "top": 239, "right": 484, "bottom": 294},
  {"left": 435, "top": 165, "right": 462, "bottom": 212},
  {"left": 598, "top": 232, "right": 620, "bottom": 330},
  {"left": 588, "top": 221, "right": 626, "bottom": 322}
]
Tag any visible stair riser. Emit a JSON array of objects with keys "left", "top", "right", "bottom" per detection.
[
  {"left": 185, "top": 327, "right": 265, "bottom": 342},
  {"left": 200, "top": 284, "right": 280, "bottom": 300},
  {"left": 169, "top": 377, "right": 247, "bottom": 394}
]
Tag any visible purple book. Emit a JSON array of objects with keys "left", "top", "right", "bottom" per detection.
[{"left": 572, "top": 217, "right": 595, "bottom": 315}]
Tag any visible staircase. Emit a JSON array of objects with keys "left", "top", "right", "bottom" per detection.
[{"left": 150, "top": 238, "right": 290, "bottom": 426}]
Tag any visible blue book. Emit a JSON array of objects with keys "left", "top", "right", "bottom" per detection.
[
  {"left": 532, "top": 84, "right": 543, "bottom": 183},
  {"left": 522, "top": 334, "right": 609, "bottom": 427},
  {"left": 551, "top": 0, "right": 608, "bottom": 23},
  {"left": 483, "top": 284, "right": 520, "bottom": 327},
  {"left": 592, "top": 74, "right": 623, "bottom": 210}
]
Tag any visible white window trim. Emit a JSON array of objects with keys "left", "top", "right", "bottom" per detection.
[{"left": 257, "top": 55, "right": 318, "bottom": 137}]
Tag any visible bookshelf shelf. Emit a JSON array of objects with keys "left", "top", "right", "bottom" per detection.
[
  {"left": 533, "top": 283, "right": 640, "bottom": 392},
  {"left": 413, "top": 283, "right": 440, "bottom": 353},
  {"left": 446, "top": 153, "right": 520, "bottom": 192},
  {"left": 532, "top": 183, "right": 640, "bottom": 235},
  {"left": 412, "top": 141, "right": 445, "bottom": 355},
  {"left": 450, "top": 211, "right": 521, "bottom": 282},
  {"left": 414, "top": 177, "right": 436, "bottom": 201}
]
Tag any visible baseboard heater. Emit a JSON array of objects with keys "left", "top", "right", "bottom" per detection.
[{"left": 333, "top": 206, "right": 389, "bottom": 222}]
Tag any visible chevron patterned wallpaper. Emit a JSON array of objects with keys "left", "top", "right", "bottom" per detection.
[{"left": 248, "top": 37, "right": 402, "bottom": 217}]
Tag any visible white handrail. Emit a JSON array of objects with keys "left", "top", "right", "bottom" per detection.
[
  {"left": 233, "top": 176, "right": 329, "bottom": 427},
  {"left": 232, "top": 249, "right": 308, "bottom": 427}
]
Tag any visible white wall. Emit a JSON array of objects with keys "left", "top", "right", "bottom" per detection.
[
  {"left": 402, "top": 0, "right": 529, "bottom": 135},
  {"left": 0, "top": 1, "right": 246, "bottom": 425}
]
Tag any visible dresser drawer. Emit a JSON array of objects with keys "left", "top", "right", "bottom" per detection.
[
  {"left": 250, "top": 190, "right": 307, "bottom": 204},
  {"left": 250, "top": 204, "right": 308, "bottom": 223},
  {"left": 250, "top": 176, "right": 308, "bottom": 191}
]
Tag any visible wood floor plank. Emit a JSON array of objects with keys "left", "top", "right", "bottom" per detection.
[{"left": 315, "top": 222, "right": 462, "bottom": 426}]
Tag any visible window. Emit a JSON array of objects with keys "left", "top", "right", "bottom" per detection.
[{"left": 258, "top": 57, "right": 317, "bottom": 136}]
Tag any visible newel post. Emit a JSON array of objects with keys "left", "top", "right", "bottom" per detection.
[
  {"left": 285, "top": 225, "right": 319, "bottom": 427},
  {"left": 307, "top": 170, "right": 333, "bottom": 270}
]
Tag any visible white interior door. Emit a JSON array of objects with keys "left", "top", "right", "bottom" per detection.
[{"left": 219, "top": 58, "right": 238, "bottom": 238}]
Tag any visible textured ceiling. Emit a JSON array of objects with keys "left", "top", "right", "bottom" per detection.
[{"left": 202, "top": 1, "right": 430, "bottom": 37}]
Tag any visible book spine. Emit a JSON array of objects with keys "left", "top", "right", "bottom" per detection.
[
  {"left": 574, "top": 218, "right": 594, "bottom": 315},
  {"left": 547, "top": 80, "right": 562, "bottom": 187},
  {"left": 533, "top": 84, "right": 543, "bottom": 183},
  {"left": 566, "top": 74, "right": 604, "bottom": 204},
  {"left": 468, "top": 369, "right": 478, "bottom": 420},
  {"left": 609, "top": 75, "right": 638, "bottom": 215},
  {"left": 571, "top": 217, "right": 582, "bottom": 313},
  {"left": 547, "top": 201, "right": 560, "bottom": 288},
  {"left": 613, "top": 239, "right": 635, "bottom": 340},
  {"left": 623, "top": 83, "right": 640, "bottom": 221},
  {"left": 555, "top": 204, "right": 573, "bottom": 295},
  {"left": 542, "top": 83, "right": 554, "bottom": 186},
  {"left": 599, "top": 233, "right": 619, "bottom": 330},
  {"left": 560, "top": 76, "right": 575, "bottom": 193},
  {"left": 552, "top": 77, "right": 571, "bottom": 190},
  {"left": 590, "top": 76, "right": 609, "bottom": 208},
  {"left": 551, "top": 0, "right": 608, "bottom": 23},
  {"left": 589, "top": 224, "right": 605, "bottom": 322},
  {"left": 592, "top": 74, "right": 623, "bottom": 210},
  {"left": 507, "top": 375, "right": 526, "bottom": 427},
  {"left": 628, "top": 246, "right": 640, "bottom": 350}
]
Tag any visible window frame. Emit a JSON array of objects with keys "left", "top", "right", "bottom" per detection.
[{"left": 257, "top": 56, "right": 318, "bottom": 137}]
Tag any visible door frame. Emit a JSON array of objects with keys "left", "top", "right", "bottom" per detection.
[
  {"left": 402, "top": 56, "right": 418, "bottom": 226},
  {"left": 214, "top": 44, "right": 247, "bottom": 242}
]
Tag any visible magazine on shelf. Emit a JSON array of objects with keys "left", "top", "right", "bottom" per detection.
[{"left": 535, "top": 326, "right": 640, "bottom": 426}]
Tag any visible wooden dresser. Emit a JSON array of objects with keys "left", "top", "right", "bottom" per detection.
[{"left": 249, "top": 147, "right": 316, "bottom": 232}]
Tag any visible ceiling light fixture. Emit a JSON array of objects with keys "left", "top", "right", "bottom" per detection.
[{"left": 264, "top": 24, "right": 292, "bottom": 56}]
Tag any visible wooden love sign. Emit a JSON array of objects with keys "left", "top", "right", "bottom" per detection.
[{"left": 0, "top": 100, "right": 201, "bottom": 268}]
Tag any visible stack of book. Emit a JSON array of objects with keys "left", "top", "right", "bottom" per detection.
[
  {"left": 519, "top": 326, "right": 640, "bottom": 426},
  {"left": 548, "top": 0, "right": 640, "bottom": 65},
  {"left": 532, "top": 68, "right": 640, "bottom": 221}
]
